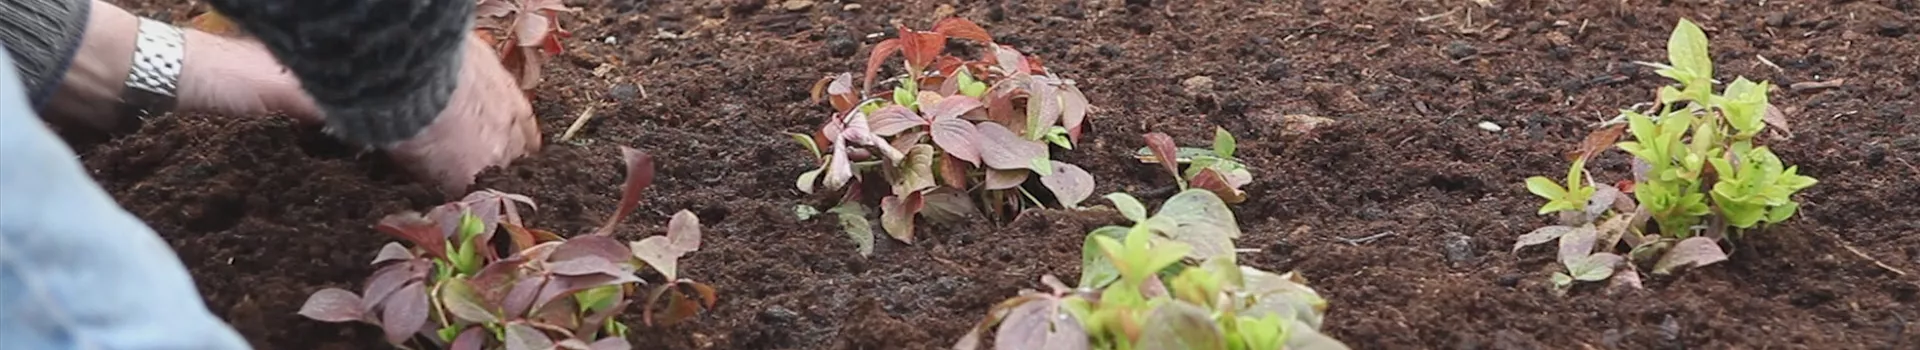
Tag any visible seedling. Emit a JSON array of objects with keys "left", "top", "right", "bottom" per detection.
[
  {"left": 1137, "top": 127, "right": 1254, "bottom": 203},
  {"left": 1515, "top": 19, "right": 1816, "bottom": 292},
  {"left": 476, "top": 0, "right": 579, "bottom": 91},
  {"left": 793, "top": 17, "right": 1096, "bottom": 255},
  {"left": 954, "top": 190, "right": 1349, "bottom": 350},
  {"left": 298, "top": 147, "right": 716, "bottom": 350},
  {"left": 189, "top": 0, "right": 577, "bottom": 94}
]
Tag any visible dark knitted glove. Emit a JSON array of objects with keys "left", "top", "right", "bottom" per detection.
[{"left": 199, "top": 0, "right": 474, "bottom": 147}]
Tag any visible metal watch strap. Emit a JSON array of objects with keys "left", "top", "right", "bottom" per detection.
[{"left": 115, "top": 17, "right": 185, "bottom": 133}]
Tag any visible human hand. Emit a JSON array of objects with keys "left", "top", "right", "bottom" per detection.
[{"left": 381, "top": 34, "right": 543, "bottom": 197}]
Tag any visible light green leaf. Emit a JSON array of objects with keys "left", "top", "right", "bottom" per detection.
[
  {"left": 893, "top": 145, "right": 937, "bottom": 196},
  {"left": 830, "top": 202, "right": 875, "bottom": 257},
  {"left": 1153, "top": 189, "right": 1243, "bottom": 261},
  {"left": 794, "top": 204, "right": 820, "bottom": 221},
  {"left": 797, "top": 167, "right": 823, "bottom": 194},
  {"left": 1766, "top": 201, "right": 1799, "bottom": 223},
  {"left": 1550, "top": 271, "right": 1574, "bottom": 286},
  {"left": 1668, "top": 19, "right": 1712, "bottom": 87},
  {"left": 1079, "top": 226, "right": 1130, "bottom": 289},
  {"left": 787, "top": 132, "right": 822, "bottom": 159},
  {"left": 1106, "top": 193, "right": 1149, "bottom": 223},
  {"left": 1525, "top": 177, "right": 1568, "bottom": 204},
  {"left": 1136, "top": 302, "right": 1227, "bottom": 350},
  {"left": 1213, "top": 127, "right": 1237, "bottom": 158},
  {"left": 1567, "top": 253, "right": 1623, "bottom": 282}
]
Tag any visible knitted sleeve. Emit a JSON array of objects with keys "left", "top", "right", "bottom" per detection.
[
  {"left": 0, "top": 0, "right": 90, "bottom": 109},
  {"left": 199, "top": 0, "right": 474, "bottom": 147}
]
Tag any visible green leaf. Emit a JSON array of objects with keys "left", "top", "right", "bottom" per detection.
[
  {"left": 1045, "top": 126, "right": 1074, "bottom": 149},
  {"left": 894, "top": 85, "right": 917, "bottom": 109},
  {"left": 1550, "top": 271, "right": 1574, "bottom": 286},
  {"left": 1213, "top": 127, "right": 1237, "bottom": 158},
  {"left": 1106, "top": 193, "right": 1149, "bottom": 223},
  {"left": 787, "top": 132, "right": 823, "bottom": 159},
  {"left": 452, "top": 234, "right": 481, "bottom": 275},
  {"left": 1766, "top": 201, "right": 1799, "bottom": 223},
  {"left": 1152, "top": 189, "right": 1243, "bottom": 261},
  {"left": 1667, "top": 19, "right": 1713, "bottom": 88},
  {"left": 1136, "top": 302, "right": 1227, "bottom": 350},
  {"left": 575, "top": 284, "right": 620, "bottom": 312},
  {"left": 830, "top": 202, "right": 875, "bottom": 257},
  {"left": 796, "top": 167, "right": 824, "bottom": 194},
  {"left": 794, "top": 204, "right": 820, "bottom": 221},
  {"left": 1236, "top": 315, "right": 1288, "bottom": 350},
  {"left": 1080, "top": 226, "right": 1130, "bottom": 289},
  {"left": 1030, "top": 157, "right": 1054, "bottom": 176},
  {"left": 441, "top": 277, "right": 499, "bottom": 324},
  {"left": 957, "top": 70, "right": 988, "bottom": 98},
  {"left": 893, "top": 145, "right": 938, "bottom": 196},
  {"left": 1566, "top": 253, "right": 1623, "bottom": 282},
  {"left": 1525, "top": 176, "right": 1568, "bottom": 202}
]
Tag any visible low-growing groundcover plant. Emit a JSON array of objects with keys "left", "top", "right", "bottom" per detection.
[
  {"left": 1515, "top": 19, "right": 1816, "bottom": 293},
  {"left": 954, "top": 190, "right": 1348, "bottom": 350},
  {"left": 298, "top": 147, "right": 717, "bottom": 349},
  {"left": 792, "top": 18, "right": 1095, "bottom": 255},
  {"left": 1137, "top": 128, "right": 1254, "bottom": 204}
]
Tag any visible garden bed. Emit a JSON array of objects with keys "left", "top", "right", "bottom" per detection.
[{"left": 85, "top": 0, "right": 1918, "bottom": 349}]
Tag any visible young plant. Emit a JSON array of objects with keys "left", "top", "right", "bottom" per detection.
[
  {"left": 1515, "top": 19, "right": 1817, "bottom": 291},
  {"left": 792, "top": 17, "right": 1096, "bottom": 255},
  {"left": 297, "top": 147, "right": 716, "bottom": 350},
  {"left": 475, "top": 0, "right": 578, "bottom": 91},
  {"left": 190, "top": 0, "right": 577, "bottom": 94},
  {"left": 954, "top": 190, "right": 1349, "bottom": 350},
  {"left": 1137, "top": 127, "right": 1254, "bottom": 203}
]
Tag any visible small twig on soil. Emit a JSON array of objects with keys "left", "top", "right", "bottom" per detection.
[
  {"left": 1756, "top": 55, "right": 1784, "bottom": 73},
  {"left": 1820, "top": 229, "right": 1909, "bottom": 277},
  {"left": 1790, "top": 79, "right": 1846, "bottom": 93},
  {"left": 1337, "top": 231, "right": 1397, "bottom": 246},
  {"left": 560, "top": 105, "right": 598, "bottom": 142}
]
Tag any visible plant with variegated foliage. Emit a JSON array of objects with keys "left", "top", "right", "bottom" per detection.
[
  {"left": 955, "top": 190, "right": 1348, "bottom": 350},
  {"left": 297, "top": 147, "right": 716, "bottom": 350},
  {"left": 1137, "top": 127, "right": 1254, "bottom": 204},
  {"left": 791, "top": 17, "right": 1095, "bottom": 256}
]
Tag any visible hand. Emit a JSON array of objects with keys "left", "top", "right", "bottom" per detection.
[{"left": 382, "top": 34, "right": 543, "bottom": 196}]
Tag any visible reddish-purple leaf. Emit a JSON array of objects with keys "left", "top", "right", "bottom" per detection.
[
  {"left": 381, "top": 281, "right": 430, "bottom": 345},
  {"left": 1653, "top": 237, "right": 1729, "bottom": 274},
  {"left": 475, "top": 0, "right": 515, "bottom": 18},
  {"left": 595, "top": 146, "right": 655, "bottom": 236},
  {"left": 656, "top": 286, "right": 702, "bottom": 326},
  {"left": 450, "top": 326, "right": 488, "bottom": 350},
  {"left": 926, "top": 96, "right": 986, "bottom": 166},
  {"left": 827, "top": 73, "right": 858, "bottom": 112},
  {"left": 1189, "top": 167, "right": 1247, "bottom": 204},
  {"left": 426, "top": 203, "right": 467, "bottom": 239},
  {"left": 375, "top": 213, "right": 447, "bottom": 259},
  {"left": 504, "top": 276, "right": 549, "bottom": 317},
  {"left": 986, "top": 79, "right": 1028, "bottom": 129},
  {"left": 862, "top": 38, "right": 901, "bottom": 92},
  {"left": 867, "top": 105, "right": 925, "bottom": 136},
  {"left": 939, "top": 153, "right": 970, "bottom": 189},
  {"left": 471, "top": 256, "right": 529, "bottom": 306},
  {"left": 825, "top": 135, "right": 857, "bottom": 192},
  {"left": 503, "top": 222, "right": 541, "bottom": 252},
  {"left": 688, "top": 281, "right": 719, "bottom": 309},
  {"left": 298, "top": 288, "right": 366, "bottom": 323},
  {"left": 898, "top": 26, "right": 948, "bottom": 70},
  {"left": 441, "top": 278, "right": 500, "bottom": 324},
  {"left": 371, "top": 242, "right": 413, "bottom": 265},
  {"left": 1060, "top": 84, "right": 1090, "bottom": 143},
  {"left": 505, "top": 322, "right": 556, "bottom": 350},
  {"left": 360, "top": 259, "right": 427, "bottom": 310},
  {"left": 590, "top": 337, "right": 632, "bottom": 350},
  {"left": 993, "top": 45, "right": 1029, "bottom": 76},
  {"left": 976, "top": 123, "right": 1048, "bottom": 171},
  {"left": 932, "top": 17, "right": 994, "bottom": 43},
  {"left": 547, "top": 256, "right": 626, "bottom": 277},
  {"left": 994, "top": 294, "right": 1090, "bottom": 350},
  {"left": 1039, "top": 161, "right": 1095, "bottom": 207},
  {"left": 881, "top": 192, "right": 926, "bottom": 244},
  {"left": 920, "top": 188, "right": 981, "bottom": 223},
  {"left": 1142, "top": 133, "right": 1182, "bottom": 181},
  {"left": 984, "top": 168, "right": 1030, "bottom": 190},
  {"left": 550, "top": 235, "right": 632, "bottom": 268}
]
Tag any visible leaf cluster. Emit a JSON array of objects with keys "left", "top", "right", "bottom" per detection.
[
  {"left": 954, "top": 190, "right": 1348, "bottom": 350},
  {"left": 1138, "top": 128, "right": 1254, "bottom": 204},
  {"left": 792, "top": 18, "right": 1095, "bottom": 255},
  {"left": 1516, "top": 19, "right": 1816, "bottom": 291},
  {"left": 298, "top": 147, "right": 716, "bottom": 350},
  {"left": 476, "top": 0, "right": 580, "bottom": 91}
]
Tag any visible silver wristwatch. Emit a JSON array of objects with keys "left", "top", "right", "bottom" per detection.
[{"left": 115, "top": 17, "right": 185, "bottom": 132}]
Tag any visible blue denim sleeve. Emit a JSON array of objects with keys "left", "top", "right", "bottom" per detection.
[{"left": 0, "top": 48, "right": 251, "bottom": 349}]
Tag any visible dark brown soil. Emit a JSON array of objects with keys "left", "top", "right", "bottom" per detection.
[{"left": 85, "top": 0, "right": 1919, "bottom": 349}]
